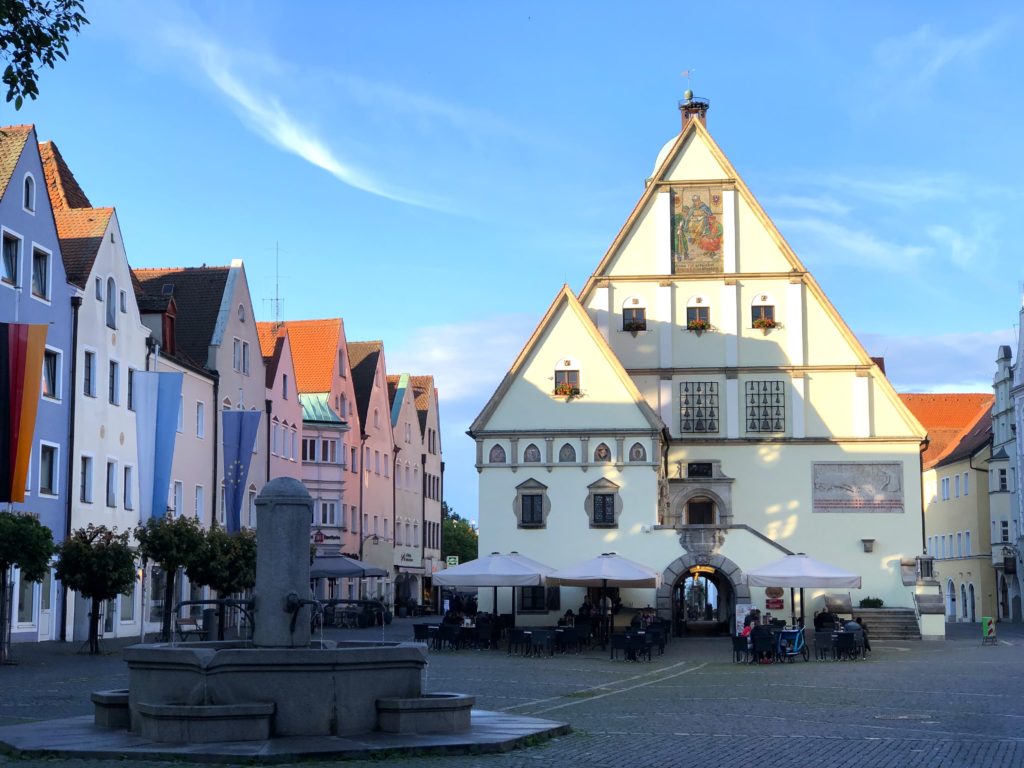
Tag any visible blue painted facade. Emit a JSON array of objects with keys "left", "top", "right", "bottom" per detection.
[{"left": 0, "top": 126, "right": 73, "bottom": 641}]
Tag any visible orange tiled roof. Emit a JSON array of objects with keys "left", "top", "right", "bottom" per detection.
[
  {"left": 53, "top": 208, "right": 114, "bottom": 288},
  {"left": 280, "top": 318, "right": 342, "bottom": 394},
  {"left": 409, "top": 375, "right": 436, "bottom": 433},
  {"left": 38, "top": 141, "right": 91, "bottom": 210},
  {"left": 0, "top": 125, "right": 33, "bottom": 200},
  {"left": 899, "top": 393, "right": 993, "bottom": 468},
  {"left": 255, "top": 321, "right": 284, "bottom": 359}
]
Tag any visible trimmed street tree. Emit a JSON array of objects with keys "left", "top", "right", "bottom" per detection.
[
  {"left": 186, "top": 524, "right": 256, "bottom": 640},
  {"left": 134, "top": 514, "right": 204, "bottom": 641},
  {"left": 0, "top": 510, "right": 54, "bottom": 663},
  {"left": 54, "top": 525, "right": 136, "bottom": 655}
]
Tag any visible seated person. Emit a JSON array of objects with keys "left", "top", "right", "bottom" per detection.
[{"left": 560, "top": 609, "right": 575, "bottom": 626}]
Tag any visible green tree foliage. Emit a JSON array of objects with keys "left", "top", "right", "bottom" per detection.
[
  {"left": 0, "top": 510, "right": 54, "bottom": 663},
  {"left": 186, "top": 523, "right": 256, "bottom": 640},
  {"left": 135, "top": 514, "right": 204, "bottom": 641},
  {"left": 54, "top": 525, "right": 135, "bottom": 655},
  {"left": 441, "top": 502, "right": 477, "bottom": 565},
  {"left": 0, "top": 0, "right": 88, "bottom": 109}
]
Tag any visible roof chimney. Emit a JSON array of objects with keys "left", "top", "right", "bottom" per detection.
[{"left": 679, "top": 90, "right": 709, "bottom": 128}]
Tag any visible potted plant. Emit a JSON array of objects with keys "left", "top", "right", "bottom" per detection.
[
  {"left": 752, "top": 317, "right": 777, "bottom": 333},
  {"left": 623, "top": 321, "right": 646, "bottom": 336},
  {"left": 686, "top": 318, "right": 712, "bottom": 333},
  {"left": 554, "top": 382, "right": 581, "bottom": 398}
]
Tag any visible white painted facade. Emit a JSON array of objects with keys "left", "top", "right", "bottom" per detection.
[{"left": 471, "top": 105, "right": 933, "bottom": 634}]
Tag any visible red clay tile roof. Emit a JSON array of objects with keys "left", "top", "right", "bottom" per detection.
[
  {"left": 52, "top": 207, "right": 113, "bottom": 288},
  {"left": 899, "top": 393, "right": 993, "bottom": 468},
  {"left": 0, "top": 125, "right": 32, "bottom": 200},
  {"left": 38, "top": 141, "right": 91, "bottom": 209},
  {"left": 134, "top": 266, "right": 230, "bottom": 369},
  {"left": 937, "top": 405, "right": 992, "bottom": 469},
  {"left": 348, "top": 341, "right": 383, "bottom": 430},
  {"left": 280, "top": 319, "right": 342, "bottom": 394},
  {"left": 256, "top": 322, "right": 287, "bottom": 389},
  {"left": 409, "top": 375, "right": 436, "bottom": 434}
]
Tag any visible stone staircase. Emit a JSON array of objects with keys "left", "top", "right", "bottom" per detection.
[{"left": 852, "top": 608, "right": 921, "bottom": 641}]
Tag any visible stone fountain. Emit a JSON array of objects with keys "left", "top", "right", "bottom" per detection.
[{"left": 122, "top": 477, "right": 469, "bottom": 742}]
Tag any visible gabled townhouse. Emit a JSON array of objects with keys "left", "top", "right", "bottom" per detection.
[
  {"left": 388, "top": 374, "right": 425, "bottom": 609},
  {"left": 39, "top": 141, "right": 151, "bottom": 641},
  {"left": 469, "top": 97, "right": 934, "bottom": 636},
  {"left": 135, "top": 261, "right": 268, "bottom": 533},
  {"left": 283, "top": 319, "right": 360, "bottom": 573},
  {"left": 348, "top": 341, "right": 396, "bottom": 603},
  {"left": 993, "top": 342, "right": 1022, "bottom": 620},
  {"left": 256, "top": 322, "right": 302, "bottom": 483},
  {"left": 409, "top": 375, "right": 443, "bottom": 607},
  {"left": 0, "top": 125, "right": 74, "bottom": 643},
  {"left": 902, "top": 394, "right": 997, "bottom": 623}
]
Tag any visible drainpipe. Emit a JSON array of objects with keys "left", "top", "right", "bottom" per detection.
[{"left": 59, "top": 295, "right": 83, "bottom": 643}]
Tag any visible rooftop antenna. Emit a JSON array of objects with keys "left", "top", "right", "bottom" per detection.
[
  {"left": 262, "top": 241, "right": 284, "bottom": 329},
  {"left": 680, "top": 69, "right": 696, "bottom": 97}
]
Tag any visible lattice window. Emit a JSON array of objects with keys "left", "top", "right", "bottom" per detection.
[
  {"left": 745, "top": 380, "right": 785, "bottom": 433},
  {"left": 680, "top": 381, "right": 719, "bottom": 433}
]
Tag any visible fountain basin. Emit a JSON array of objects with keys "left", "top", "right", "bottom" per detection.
[
  {"left": 377, "top": 693, "right": 475, "bottom": 734},
  {"left": 136, "top": 702, "right": 275, "bottom": 743},
  {"left": 125, "top": 640, "right": 427, "bottom": 737}
]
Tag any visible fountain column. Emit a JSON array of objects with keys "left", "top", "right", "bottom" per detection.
[{"left": 253, "top": 477, "right": 313, "bottom": 647}]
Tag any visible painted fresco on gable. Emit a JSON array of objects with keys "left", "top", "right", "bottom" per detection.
[{"left": 671, "top": 185, "right": 724, "bottom": 274}]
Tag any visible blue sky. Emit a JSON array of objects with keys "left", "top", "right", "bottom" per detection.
[{"left": 10, "top": 1, "right": 1022, "bottom": 523}]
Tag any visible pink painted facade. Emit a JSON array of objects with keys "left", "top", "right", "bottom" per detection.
[{"left": 256, "top": 323, "right": 303, "bottom": 483}]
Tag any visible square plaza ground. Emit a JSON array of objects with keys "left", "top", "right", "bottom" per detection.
[{"left": 1, "top": 620, "right": 1023, "bottom": 768}]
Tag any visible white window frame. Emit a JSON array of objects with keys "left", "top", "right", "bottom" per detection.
[
  {"left": 105, "top": 458, "right": 118, "bottom": 508},
  {"left": 123, "top": 464, "right": 134, "bottom": 511},
  {"left": 22, "top": 172, "right": 35, "bottom": 213},
  {"left": 196, "top": 401, "right": 205, "bottom": 438},
  {"left": 80, "top": 453, "right": 94, "bottom": 504},
  {"left": 1, "top": 226, "right": 22, "bottom": 288},
  {"left": 42, "top": 345, "right": 62, "bottom": 402},
  {"left": 29, "top": 242, "right": 51, "bottom": 303},
  {"left": 108, "top": 358, "right": 120, "bottom": 406},
  {"left": 233, "top": 338, "right": 241, "bottom": 372},
  {"left": 172, "top": 480, "right": 184, "bottom": 518},
  {"left": 195, "top": 485, "right": 204, "bottom": 519},
  {"left": 242, "top": 341, "right": 250, "bottom": 375},
  {"left": 176, "top": 395, "right": 183, "bottom": 433},
  {"left": 38, "top": 441, "right": 59, "bottom": 497},
  {"left": 105, "top": 276, "right": 117, "bottom": 329}
]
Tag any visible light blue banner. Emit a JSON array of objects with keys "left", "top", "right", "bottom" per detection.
[
  {"left": 134, "top": 371, "right": 183, "bottom": 520},
  {"left": 222, "top": 408, "right": 261, "bottom": 533}
]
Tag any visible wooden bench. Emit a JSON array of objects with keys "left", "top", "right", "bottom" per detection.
[{"left": 175, "top": 617, "right": 204, "bottom": 641}]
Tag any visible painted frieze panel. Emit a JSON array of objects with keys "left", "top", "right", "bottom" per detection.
[
  {"left": 671, "top": 184, "right": 724, "bottom": 274},
  {"left": 812, "top": 462, "right": 904, "bottom": 513}
]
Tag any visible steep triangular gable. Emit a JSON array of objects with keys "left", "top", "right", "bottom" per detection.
[
  {"left": 577, "top": 114, "right": 925, "bottom": 439},
  {"left": 471, "top": 285, "right": 664, "bottom": 434}
]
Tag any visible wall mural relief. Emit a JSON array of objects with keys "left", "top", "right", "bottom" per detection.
[
  {"left": 812, "top": 462, "right": 904, "bottom": 513},
  {"left": 671, "top": 184, "right": 724, "bottom": 274}
]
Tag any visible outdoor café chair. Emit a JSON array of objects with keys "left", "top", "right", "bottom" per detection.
[
  {"left": 834, "top": 632, "right": 859, "bottom": 660},
  {"left": 732, "top": 635, "right": 750, "bottom": 663},
  {"left": 814, "top": 631, "right": 835, "bottom": 661},
  {"left": 529, "top": 630, "right": 553, "bottom": 657},
  {"left": 626, "top": 633, "right": 652, "bottom": 662},
  {"left": 609, "top": 633, "right": 628, "bottom": 660}
]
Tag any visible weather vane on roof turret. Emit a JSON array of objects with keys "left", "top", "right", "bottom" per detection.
[{"left": 678, "top": 69, "right": 709, "bottom": 127}]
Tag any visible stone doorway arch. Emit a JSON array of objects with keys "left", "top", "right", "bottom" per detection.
[{"left": 656, "top": 553, "right": 750, "bottom": 635}]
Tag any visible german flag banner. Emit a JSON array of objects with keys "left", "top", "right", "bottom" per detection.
[{"left": 0, "top": 323, "right": 48, "bottom": 504}]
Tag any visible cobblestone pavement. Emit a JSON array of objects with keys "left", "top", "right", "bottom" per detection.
[{"left": 2, "top": 620, "right": 1023, "bottom": 767}]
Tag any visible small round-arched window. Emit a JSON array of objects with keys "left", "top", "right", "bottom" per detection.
[
  {"left": 523, "top": 443, "right": 541, "bottom": 463},
  {"left": 558, "top": 443, "right": 576, "bottom": 462},
  {"left": 621, "top": 296, "right": 647, "bottom": 332},
  {"left": 553, "top": 356, "right": 580, "bottom": 396},
  {"left": 374, "top": 408, "right": 380, "bottom": 428},
  {"left": 237, "top": 304, "right": 245, "bottom": 322},
  {"left": 686, "top": 294, "right": 710, "bottom": 329},
  {"left": 488, "top": 444, "right": 506, "bottom": 463},
  {"left": 751, "top": 293, "right": 776, "bottom": 328},
  {"left": 23, "top": 174, "right": 34, "bottom": 212},
  {"left": 593, "top": 442, "right": 612, "bottom": 463},
  {"left": 628, "top": 442, "right": 647, "bottom": 462}
]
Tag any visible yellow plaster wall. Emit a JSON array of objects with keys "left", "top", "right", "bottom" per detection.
[
  {"left": 803, "top": 290, "right": 863, "bottom": 366},
  {"left": 603, "top": 203, "right": 659, "bottom": 277},
  {"left": 662, "top": 132, "right": 730, "bottom": 182},
  {"left": 734, "top": 194, "right": 793, "bottom": 273}
]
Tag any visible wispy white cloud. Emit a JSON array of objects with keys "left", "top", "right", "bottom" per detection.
[
  {"left": 874, "top": 23, "right": 1005, "bottom": 89},
  {"left": 776, "top": 216, "right": 929, "bottom": 272},
  {"left": 763, "top": 194, "right": 851, "bottom": 216},
  {"left": 859, "top": 329, "right": 1016, "bottom": 392},
  {"left": 925, "top": 220, "right": 996, "bottom": 269},
  {"left": 157, "top": 27, "right": 448, "bottom": 211}
]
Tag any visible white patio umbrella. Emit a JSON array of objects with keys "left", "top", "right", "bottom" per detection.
[
  {"left": 548, "top": 553, "right": 662, "bottom": 646},
  {"left": 746, "top": 553, "right": 861, "bottom": 626},
  {"left": 432, "top": 552, "right": 555, "bottom": 625},
  {"left": 310, "top": 555, "right": 388, "bottom": 580}
]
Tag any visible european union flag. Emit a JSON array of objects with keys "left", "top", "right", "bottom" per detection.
[{"left": 222, "top": 408, "right": 261, "bottom": 532}]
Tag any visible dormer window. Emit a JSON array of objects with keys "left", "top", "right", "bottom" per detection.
[
  {"left": 554, "top": 357, "right": 580, "bottom": 397},
  {"left": 23, "top": 174, "right": 34, "bottom": 212},
  {"left": 622, "top": 296, "right": 647, "bottom": 332},
  {"left": 751, "top": 294, "right": 776, "bottom": 330}
]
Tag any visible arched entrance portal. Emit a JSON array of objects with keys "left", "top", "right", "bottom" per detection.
[{"left": 657, "top": 554, "right": 749, "bottom": 638}]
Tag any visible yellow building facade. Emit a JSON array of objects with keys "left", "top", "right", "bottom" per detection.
[{"left": 471, "top": 99, "right": 936, "bottom": 636}]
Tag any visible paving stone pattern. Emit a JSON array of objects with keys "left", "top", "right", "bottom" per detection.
[{"left": 2, "top": 620, "right": 1023, "bottom": 767}]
